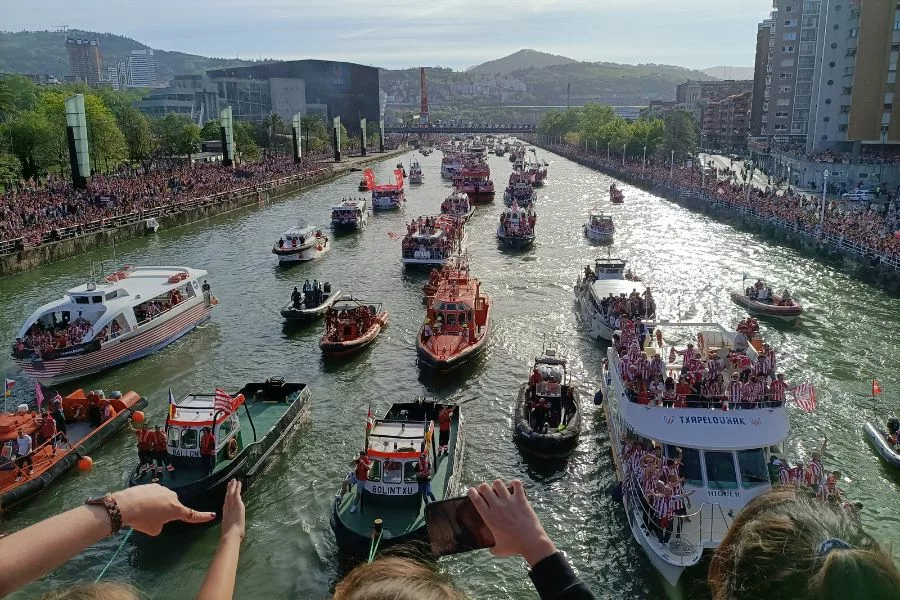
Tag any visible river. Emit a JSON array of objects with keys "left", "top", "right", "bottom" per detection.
[{"left": 1, "top": 147, "right": 898, "bottom": 599}]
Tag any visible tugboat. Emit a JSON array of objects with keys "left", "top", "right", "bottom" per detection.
[
  {"left": 514, "top": 348, "right": 580, "bottom": 457},
  {"left": 1, "top": 388, "right": 147, "bottom": 510},
  {"left": 320, "top": 296, "right": 389, "bottom": 357},
  {"left": 583, "top": 210, "right": 615, "bottom": 243},
  {"left": 272, "top": 223, "right": 330, "bottom": 264},
  {"left": 416, "top": 270, "right": 491, "bottom": 372},
  {"left": 370, "top": 168, "right": 406, "bottom": 211},
  {"left": 401, "top": 214, "right": 465, "bottom": 268},
  {"left": 331, "top": 398, "right": 464, "bottom": 558},
  {"left": 422, "top": 255, "right": 469, "bottom": 304},
  {"left": 610, "top": 183, "right": 624, "bottom": 204},
  {"left": 503, "top": 173, "right": 536, "bottom": 208},
  {"left": 454, "top": 164, "right": 495, "bottom": 204},
  {"left": 281, "top": 281, "right": 341, "bottom": 322},
  {"left": 497, "top": 202, "right": 536, "bottom": 249},
  {"left": 126, "top": 378, "right": 312, "bottom": 513},
  {"left": 332, "top": 198, "right": 369, "bottom": 232},
  {"left": 574, "top": 258, "right": 656, "bottom": 342},
  {"left": 440, "top": 191, "right": 474, "bottom": 222},
  {"left": 730, "top": 277, "right": 803, "bottom": 320},
  {"left": 12, "top": 265, "right": 217, "bottom": 386},
  {"left": 409, "top": 159, "right": 424, "bottom": 184}
]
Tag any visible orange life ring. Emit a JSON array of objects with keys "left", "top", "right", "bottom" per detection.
[{"left": 225, "top": 437, "right": 238, "bottom": 460}]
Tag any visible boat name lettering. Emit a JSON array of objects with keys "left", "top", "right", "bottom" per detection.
[
  {"left": 366, "top": 483, "right": 417, "bottom": 496},
  {"left": 707, "top": 490, "right": 741, "bottom": 497},
  {"left": 674, "top": 416, "right": 747, "bottom": 426},
  {"left": 169, "top": 448, "right": 200, "bottom": 458}
]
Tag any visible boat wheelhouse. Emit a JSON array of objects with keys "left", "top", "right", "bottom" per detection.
[
  {"left": 584, "top": 210, "right": 615, "bottom": 243},
  {"left": 497, "top": 202, "right": 536, "bottom": 249},
  {"left": 127, "top": 378, "right": 311, "bottom": 513},
  {"left": 441, "top": 155, "right": 462, "bottom": 179},
  {"left": 574, "top": 258, "right": 656, "bottom": 342},
  {"left": 440, "top": 191, "right": 475, "bottom": 222},
  {"left": 319, "top": 296, "right": 389, "bottom": 357},
  {"left": 272, "top": 224, "right": 330, "bottom": 264},
  {"left": 331, "top": 198, "right": 369, "bottom": 231},
  {"left": 12, "top": 266, "right": 216, "bottom": 386},
  {"left": 331, "top": 399, "right": 464, "bottom": 557},
  {"left": 416, "top": 271, "right": 491, "bottom": 372},
  {"left": 454, "top": 164, "right": 495, "bottom": 203},
  {"left": 409, "top": 159, "right": 424, "bottom": 184},
  {"left": 602, "top": 322, "right": 789, "bottom": 585},
  {"left": 514, "top": 348, "right": 581, "bottom": 457},
  {"left": 401, "top": 214, "right": 465, "bottom": 267}
]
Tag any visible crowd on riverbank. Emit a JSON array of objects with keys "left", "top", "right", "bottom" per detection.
[
  {"left": 0, "top": 155, "right": 332, "bottom": 249},
  {"left": 545, "top": 143, "right": 900, "bottom": 262}
]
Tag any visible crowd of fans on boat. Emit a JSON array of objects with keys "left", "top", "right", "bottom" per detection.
[{"left": 401, "top": 215, "right": 463, "bottom": 259}]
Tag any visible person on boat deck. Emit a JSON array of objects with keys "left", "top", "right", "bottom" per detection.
[
  {"left": 87, "top": 395, "right": 103, "bottom": 428},
  {"left": 437, "top": 406, "right": 455, "bottom": 456},
  {"left": 129, "top": 421, "right": 154, "bottom": 476},
  {"left": 769, "top": 373, "right": 788, "bottom": 406},
  {"left": 350, "top": 451, "right": 373, "bottom": 514},
  {"left": 14, "top": 428, "right": 34, "bottom": 482},
  {"left": 151, "top": 424, "right": 174, "bottom": 478},
  {"left": 37, "top": 407, "right": 57, "bottom": 455},
  {"left": 291, "top": 287, "right": 301, "bottom": 309},
  {"left": 528, "top": 367, "right": 542, "bottom": 398},
  {"left": 807, "top": 437, "right": 828, "bottom": 488},
  {"left": 51, "top": 399, "right": 68, "bottom": 445},
  {"left": 200, "top": 427, "right": 216, "bottom": 476},
  {"left": 416, "top": 453, "right": 437, "bottom": 506},
  {"left": 102, "top": 400, "right": 116, "bottom": 422}
]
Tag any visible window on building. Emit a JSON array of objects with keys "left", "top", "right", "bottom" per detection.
[
  {"left": 839, "top": 124, "right": 848, "bottom": 132},
  {"left": 839, "top": 105, "right": 851, "bottom": 113},
  {"left": 779, "top": 85, "right": 792, "bottom": 93},
  {"left": 798, "top": 55, "right": 815, "bottom": 68},
  {"left": 785, "top": 4, "right": 793, "bottom": 11},
  {"left": 823, "top": 116, "right": 830, "bottom": 122},
  {"left": 890, "top": 71, "right": 897, "bottom": 84},
  {"left": 785, "top": 19, "right": 797, "bottom": 27},
  {"left": 829, "top": 61, "right": 835, "bottom": 67},
  {"left": 849, "top": 28, "right": 858, "bottom": 38},
  {"left": 780, "top": 58, "right": 795, "bottom": 67},
  {"left": 782, "top": 46, "right": 795, "bottom": 53},
  {"left": 780, "top": 73, "right": 794, "bottom": 79},
  {"left": 775, "top": 123, "right": 787, "bottom": 131},
  {"left": 802, "top": 15, "right": 818, "bottom": 27},
  {"left": 775, "top": 111, "right": 789, "bottom": 118},
  {"left": 885, "top": 103, "right": 893, "bottom": 112},
  {"left": 843, "top": 86, "right": 853, "bottom": 95},
  {"left": 777, "top": 98, "right": 791, "bottom": 106},
  {"left": 802, "top": 29, "right": 818, "bottom": 41},
  {"left": 844, "top": 66, "right": 855, "bottom": 76},
  {"left": 895, "top": 21, "right": 900, "bottom": 30},
  {"left": 802, "top": 1, "right": 820, "bottom": 12},
  {"left": 825, "top": 98, "right": 832, "bottom": 105},
  {"left": 783, "top": 32, "right": 798, "bottom": 41}
]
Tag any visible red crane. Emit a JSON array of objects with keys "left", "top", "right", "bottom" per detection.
[{"left": 420, "top": 67, "right": 429, "bottom": 125}]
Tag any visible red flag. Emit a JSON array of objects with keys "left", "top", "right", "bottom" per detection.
[
  {"left": 34, "top": 382, "right": 44, "bottom": 411},
  {"left": 214, "top": 388, "right": 233, "bottom": 413},
  {"left": 873, "top": 378, "right": 883, "bottom": 396},
  {"left": 792, "top": 382, "right": 817, "bottom": 412}
]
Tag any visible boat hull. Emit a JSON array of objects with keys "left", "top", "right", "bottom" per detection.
[
  {"left": 513, "top": 384, "right": 580, "bottom": 458},
  {"left": 281, "top": 290, "right": 342, "bottom": 321},
  {"left": 497, "top": 231, "right": 535, "bottom": 249},
  {"left": 574, "top": 284, "right": 616, "bottom": 341},
  {"left": 320, "top": 312, "right": 389, "bottom": 357},
  {"left": 416, "top": 315, "right": 491, "bottom": 373},
  {"left": 273, "top": 237, "right": 331, "bottom": 264},
  {"left": 864, "top": 422, "right": 900, "bottom": 469},
  {"left": 14, "top": 301, "right": 213, "bottom": 386},
  {"left": 584, "top": 226, "right": 614, "bottom": 244},
  {"left": 729, "top": 291, "right": 802, "bottom": 319},
  {"left": 467, "top": 190, "right": 495, "bottom": 204}
]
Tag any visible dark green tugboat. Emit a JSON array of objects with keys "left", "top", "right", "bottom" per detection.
[
  {"left": 330, "top": 398, "right": 464, "bottom": 558},
  {"left": 126, "top": 377, "right": 311, "bottom": 513}
]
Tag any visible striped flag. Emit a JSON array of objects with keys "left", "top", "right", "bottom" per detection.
[
  {"left": 214, "top": 388, "right": 233, "bottom": 413},
  {"left": 4, "top": 378, "right": 14, "bottom": 397},
  {"left": 387, "top": 232, "right": 399, "bottom": 240},
  {"left": 792, "top": 382, "right": 817, "bottom": 412},
  {"left": 168, "top": 387, "right": 177, "bottom": 420},
  {"left": 873, "top": 378, "right": 883, "bottom": 396}
]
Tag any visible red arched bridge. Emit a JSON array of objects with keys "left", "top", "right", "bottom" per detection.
[{"left": 384, "top": 123, "right": 537, "bottom": 134}]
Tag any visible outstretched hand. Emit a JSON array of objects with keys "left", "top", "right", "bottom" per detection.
[
  {"left": 112, "top": 484, "right": 215, "bottom": 536},
  {"left": 221, "top": 479, "right": 245, "bottom": 543},
  {"left": 467, "top": 479, "right": 557, "bottom": 567}
]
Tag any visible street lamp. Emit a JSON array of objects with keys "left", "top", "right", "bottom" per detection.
[
  {"left": 746, "top": 160, "right": 754, "bottom": 202},
  {"left": 607, "top": 142, "right": 610, "bottom": 162},
  {"left": 643, "top": 145, "right": 647, "bottom": 170},
  {"left": 670, "top": 150, "right": 675, "bottom": 179},
  {"left": 820, "top": 169, "right": 830, "bottom": 238},
  {"left": 622, "top": 143, "right": 626, "bottom": 167}
]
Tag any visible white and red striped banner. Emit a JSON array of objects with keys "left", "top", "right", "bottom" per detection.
[{"left": 792, "top": 381, "right": 817, "bottom": 412}]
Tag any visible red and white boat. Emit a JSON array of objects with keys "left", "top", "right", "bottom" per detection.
[
  {"left": 440, "top": 191, "right": 475, "bottom": 222},
  {"left": 416, "top": 269, "right": 491, "bottom": 372},
  {"left": 320, "top": 296, "right": 389, "bottom": 357},
  {"left": 367, "top": 168, "right": 406, "bottom": 210},
  {"left": 401, "top": 214, "right": 466, "bottom": 267},
  {"left": 12, "top": 266, "right": 217, "bottom": 386},
  {"left": 453, "top": 164, "right": 495, "bottom": 203},
  {"left": 610, "top": 183, "right": 624, "bottom": 204}
]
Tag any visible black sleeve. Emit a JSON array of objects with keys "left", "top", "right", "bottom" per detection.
[{"left": 528, "top": 551, "right": 596, "bottom": 600}]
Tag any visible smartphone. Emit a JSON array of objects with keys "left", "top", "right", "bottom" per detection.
[{"left": 427, "top": 485, "right": 517, "bottom": 556}]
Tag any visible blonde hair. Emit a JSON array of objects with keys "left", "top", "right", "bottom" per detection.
[
  {"left": 334, "top": 556, "right": 466, "bottom": 600},
  {"left": 41, "top": 582, "right": 142, "bottom": 600},
  {"left": 708, "top": 488, "right": 900, "bottom": 600}
]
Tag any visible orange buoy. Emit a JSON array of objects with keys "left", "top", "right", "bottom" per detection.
[
  {"left": 78, "top": 456, "right": 93, "bottom": 471},
  {"left": 132, "top": 410, "right": 145, "bottom": 424}
]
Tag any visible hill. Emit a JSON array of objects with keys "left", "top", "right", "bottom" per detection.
[
  {"left": 0, "top": 30, "right": 264, "bottom": 83},
  {"left": 702, "top": 66, "right": 755, "bottom": 81},
  {"left": 468, "top": 49, "right": 577, "bottom": 75}
]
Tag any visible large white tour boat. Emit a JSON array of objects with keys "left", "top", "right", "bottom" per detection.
[
  {"left": 401, "top": 214, "right": 465, "bottom": 267},
  {"left": 272, "top": 223, "right": 330, "bottom": 264},
  {"left": 331, "top": 198, "right": 369, "bottom": 231},
  {"left": 574, "top": 258, "right": 655, "bottom": 342},
  {"left": 12, "top": 266, "right": 217, "bottom": 385}
]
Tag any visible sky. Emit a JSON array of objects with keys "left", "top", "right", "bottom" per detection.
[{"left": 0, "top": 0, "right": 773, "bottom": 70}]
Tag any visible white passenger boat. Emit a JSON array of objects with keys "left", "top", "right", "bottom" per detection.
[
  {"left": 331, "top": 198, "right": 369, "bottom": 231},
  {"left": 401, "top": 214, "right": 465, "bottom": 267},
  {"left": 583, "top": 210, "right": 615, "bottom": 243},
  {"left": 574, "top": 258, "right": 655, "bottom": 342},
  {"left": 272, "top": 223, "right": 330, "bottom": 264},
  {"left": 409, "top": 158, "right": 424, "bottom": 184},
  {"left": 11, "top": 266, "right": 217, "bottom": 386},
  {"left": 602, "top": 322, "right": 789, "bottom": 585},
  {"left": 440, "top": 191, "right": 475, "bottom": 222},
  {"left": 371, "top": 167, "right": 406, "bottom": 210},
  {"left": 497, "top": 202, "right": 536, "bottom": 249},
  {"left": 441, "top": 155, "right": 462, "bottom": 179}
]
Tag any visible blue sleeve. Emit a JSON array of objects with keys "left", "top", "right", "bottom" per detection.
[{"left": 528, "top": 552, "right": 596, "bottom": 600}]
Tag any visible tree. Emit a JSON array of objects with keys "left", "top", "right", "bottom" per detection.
[
  {"left": 233, "top": 120, "right": 260, "bottom": 162},
  {"left": 0, "top": 151, "right": 22, "bottom": 189},
  {"left": 116, "top": 105, "right": 156, "bottom": 171},
  {"left": 300, "top": 115, "right": 327, "bottom": 151},
  {"left": 5, "top": 108, "right": 58, "bottom": 179},
  {"left": 83, "top": 94, "right": 126, "bottom": 173},
  {"left": 263, "top": 112, "right": 285, "bottom": 155},
  {"left": 177, "top": 122, "right": 201, "bottom": 162},
  {"left": 663, "top": 110, "right": 699, "bottom": 161},
  {"left": 200, "top": 120, "right": 220, "bottom": 140}
]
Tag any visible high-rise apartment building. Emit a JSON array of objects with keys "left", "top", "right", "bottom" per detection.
[
  {"left": 65, "top": 38, "right": 102, "bottom": 86},
  {"left": 126, "top": 50, "right": 157, "bottom": 87}
]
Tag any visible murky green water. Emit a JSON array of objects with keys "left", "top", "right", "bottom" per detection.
[{"left": 1, "top": 148, "right": 898, "bottom": 599}]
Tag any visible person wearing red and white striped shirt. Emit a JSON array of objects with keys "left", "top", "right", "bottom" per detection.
[
  {"left": 792, "top": 462, "right": 807, "bottom": 487},
  {"left": 806, "top": 436, "right": 828, "bottom": 488},
  {"left": 777, "top": 460, "right": 792, "bottom": 486},
  {"left": 754, "top": 355, "right": 771, "bottom": 379},
  {"left": 741, "top": 379, "right": 757, "bottom": 409},
  {"left": 763, "top": 343, "right": 776, "bottom": 373},
  {"left": 666, "top": 473, "right": 695, "bottom": 538},
  {"left": 769, "top": 373, "right": 788, "bottom": 405},
  {"left": 707, "top": 352, "right": 724, "bottom": 381},
  {"left": 650, "top": 488, "right": 675, "bottom": 544},
  {"left": 638, "top": 355, "right": 651, "bottom": 382},
  {"left": 727, "top": 374, "right": 742, "bottom": 406}
]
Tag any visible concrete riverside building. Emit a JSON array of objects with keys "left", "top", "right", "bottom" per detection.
[{"left": 65, "top": 38, "right": 102, "bottom": 86}]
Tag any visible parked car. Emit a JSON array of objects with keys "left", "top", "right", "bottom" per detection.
[{"left": 841, "top": 189, "right": 876, "bottom": 201}]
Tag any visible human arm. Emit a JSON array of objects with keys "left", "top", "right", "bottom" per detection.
[
  {"left": 0, "top": 484, "right": 215, "bottom": 596},
  {"left": 468, "top": 480, "right": 595, "bottom": 600},
  {"left": 196, "top": 479, "right": 245, "bottom": 600}
]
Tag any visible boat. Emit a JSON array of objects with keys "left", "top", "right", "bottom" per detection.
[
  {"left": 319, "top": 296, "right": 389, "bottom": 357},
  {"left": 453, "top": 164, "right": 495, "bottom": 204},
  {"left": 416, "top": 270, "right": 491, "bottom": 371},
  {"left": 503, "top": 175, "right": 537, "bottom": 208},
  {"left": 281, "top": 281, "right": 341, "bottom": 321},
  {"left": 495, "top": 146, "right": 506, "bottom": 157},
  {"left": 440, "top": 191, "right": 475, "bottom": 222},
  {"left": 358, "top": 178, "right": 370, "bottom": 192},
  {"left": 583, "top": 210, "right": 615, "bottom": 243},
  {"left": 574, "top": 258, "right": 656, "bottom": 342},
  {"left": 610, "top": 184, "right": 624, "bottom": 204},
  {"left": 396, "top": 162, "right": 407, "bottom": 178},
  {"left": 272, "top": 224, "right": 330, "bottom": 264},
  {"left": 1, "top": 388, "right": 147, "bottom": 510},
  {"left": 422, "top": 255, "right": 469, "bottom": 303},
  {"left": 864, "top": 417, "right": 900, "bottom": 470},
  {"left": 602, "top": 322, "right": 789, "bottom": 585},
  {"left": 330, "top": 398, "right": 464, "bottom": 558},
  {"left": 369, "top": 168, "right": 406, "bottom": 211},
  {"left": 497, "top": 202, "right": 536, "bottom": 249},
  {"left": 514, "top": 348, "right": 581, "bottom": 457},
  {"left": 12, "top": 265, "right": 217, "bottom": 386},
  {"left": 441, "top": 155, "right": 462, "bottom": 179},
  {"left": 401, "top": 214, "right": 466, "bottom": 267},
  {"left": 332, "top": 198, "right": 369, "bottom": 231},
  {"left": 730, "top": 278, "right": 803, "bottom": 320},
  {"left": 525, "top": 159, "right": 547, "bottom": 187},
  {"left": 409, "top": 159, "right": 423, "bottom": 184},
  {"left": 126, "top": 378, "right": 312, "bottom": 513}
]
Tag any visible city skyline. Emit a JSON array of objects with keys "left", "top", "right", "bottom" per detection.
[{"left": 0, "top": 0, "right": 772, "bottom": 71}]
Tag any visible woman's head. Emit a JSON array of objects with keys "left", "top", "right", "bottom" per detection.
[
  {"left": 708, "top": 488, "right": 900, "bottom": 600},
  {"left": 41, "top": 582, "right": 141, "bottom": 600},
  {"left": 334, "top": 556, "right": 466, "bottom": 600}
]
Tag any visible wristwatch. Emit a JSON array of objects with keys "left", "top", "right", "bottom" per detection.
[{"left": 85, "top": 493, "right": 123, "bottom": 534}]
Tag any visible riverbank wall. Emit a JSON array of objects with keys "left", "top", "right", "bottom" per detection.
[
  {"left": 531, "top": 141, "right": 900, "bottom": 294},
  {"left": 0, "top": 150, "right": 405, "bottom": 277}
]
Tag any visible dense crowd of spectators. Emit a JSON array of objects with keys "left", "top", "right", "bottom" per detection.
[
  {"left": 548, "top": 143, "right": 900, "bottom": 261},
  {"left": 0, "top": 154, "right": 333, "bottom": 248}
]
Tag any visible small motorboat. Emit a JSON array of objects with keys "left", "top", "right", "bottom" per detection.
[
  {"left": 731, "top": 277, "right": 803, "bottom": 320},
  {"left": 320, "top": 296, "right": 389, "bottom": 357},
  {"left": 281, "top": 281, "right": 341, "bottom": 321},
  {"left": 409, "top": 159, "right": 423, "bottom": 184},
  {"left": 583, "top": 210, "right": 614, "bottom": 244},
  {"left": 610, "top": 184, "right": 624, "bottom": 204},
  {"left": 864, "top": 417, "right": 900, "bottom": 470},
  {"left": 272, "top": 223, "right": 330, "bottom": 264},
  {"left": 358, "top": 178, "right": 370, "bottom": 192},
  {"left": 514, "top": 348, "right": 581, "bottom": 457}
]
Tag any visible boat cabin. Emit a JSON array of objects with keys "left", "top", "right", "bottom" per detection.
[
  {"left": 164, "top": 392, "right": 247, "bottom": 469},
  {"left": 277, "top": 225, "right": 320, "bottom": 249},
  {"left": 332, "top": 201, "right": 365, "bottom": 223},
  {"left": 499, "top": 205, "right": 534, "bottom": 236},
  {"left": 588, "top": 212, "right": 614, "bottom": 231}
]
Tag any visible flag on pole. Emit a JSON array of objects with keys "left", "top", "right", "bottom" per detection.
[
  {"left": 35, "top": 382, "right": 44, "bottom": 411},
  {"left": 387, "top": 232, "right": 399, "bottom": 240},
  {"left": 872, "top": 378, "right": 883, "bottom": 396},
  {"left": 4, "top": 378, "right": 14, "bottom": 397},
  {"left": 214, "top": 388, "right": 233, "bottom": 413},
  {"left": 792, "top": 382, "right": 817, "bottom": 412},
  {"left": 168, "top": 387, "right": 177, "bottom": 420}
]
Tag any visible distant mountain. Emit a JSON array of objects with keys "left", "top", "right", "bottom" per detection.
[
  {"left": 702, "top": 66, "right": 755, "bottom": 81},
  {"left": 0, "top": 30, "right": 265, "bottom": 83},
  {"left": 468, "top": 49, "right": 577, "bottom": 75}
]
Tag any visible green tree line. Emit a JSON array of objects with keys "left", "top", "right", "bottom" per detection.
[{"left": 537, "top": 104, "right": 698, "bottom": 161}]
